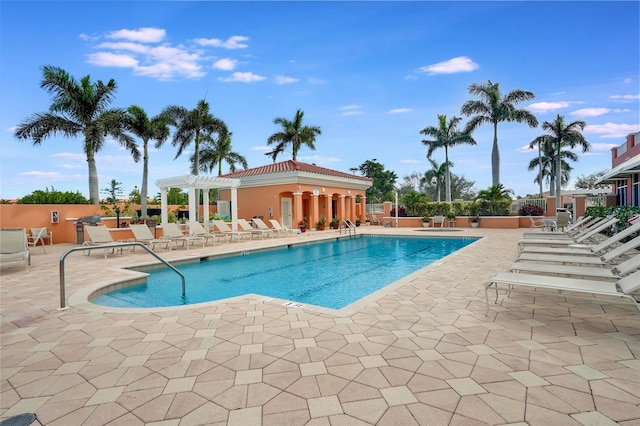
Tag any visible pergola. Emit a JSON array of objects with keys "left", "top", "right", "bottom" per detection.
[{"left": 155, "top": 175, "right": 241, "bottom": 230}]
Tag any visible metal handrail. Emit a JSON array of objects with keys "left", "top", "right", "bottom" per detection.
[
  {"left": 58, "top": 242, "right": 185, "bottom": 310},
  {"left": 340, "top": 219, "right": 356, "bottom": 236}
]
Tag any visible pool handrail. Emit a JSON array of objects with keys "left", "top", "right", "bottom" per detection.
[{"left": 59, "top": 242, "right": 185, "bottom": 310}]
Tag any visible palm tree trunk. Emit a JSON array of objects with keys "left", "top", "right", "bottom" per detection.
[
  {"left": 445, "top": 147, "right": 451, "bottom": 202},
  {"left": 141, "top": 142, "right": 149, "bottom": 218},
  {"left": 491, "top": 122, "right": 500, "bottom": 186},
  {"left": 555, "top": 146, "right": 562, "bottom": 212},
  {"left": 87, "top": 149, "right": 99, "bottom": 205},
  {"left": 538, "top": 142, "right": 543, "bottom": 197}
]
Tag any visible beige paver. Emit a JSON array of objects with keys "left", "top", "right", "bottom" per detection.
[{"left": 1, "top": 227, "right": 637, "bottom": 424}]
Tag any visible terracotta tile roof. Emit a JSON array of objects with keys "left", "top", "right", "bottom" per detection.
[{"left": 221, "top": 160, "right": 372, "bottom": 182}]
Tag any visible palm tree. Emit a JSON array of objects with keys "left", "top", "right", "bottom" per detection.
[
  {"left": 266, "top": 109, "right": 321, "bottom": 161},
  {"left": 535, "top": 115, "right": 590, "bottom": 209},
  {"left": 191, "top": 130, "right": 248, "bottom": 176},
  {"left": 475, "top": 184, "right": 514, "bottom": 215},
  {"left": 161, "top": 99, "right": 228, "bottom": 175},
  {"left": 421, "top": 158, "right": 450, "bottom": 202},
  {"left": 14, "top": 65, "right": 139, "bottom": 204},
  {"left": 420, "top": 114, "right": 476, "bottom": 202},
  {"left": 125, "top": 105, "right": 170, "bottom": 217},
  {"left": 528, "top": 136, "right": 577, "bottom": 197},
  {"left": 401, "top": 191, "right": 429, "bottom": 217},
  {"left": 460, "top": 80, "right": 538, "bottom": 186}
]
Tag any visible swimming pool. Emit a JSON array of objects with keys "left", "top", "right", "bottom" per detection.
[{"left": 93, "top": 235, "right": 478, "bottom": 310}]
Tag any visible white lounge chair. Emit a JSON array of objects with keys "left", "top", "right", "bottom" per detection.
[
  {"left": 130, "top": 224, "right": 172, "bottom": 251},
  {"left": 161, "top": 223, "right": 205, "bottom": 249},
  {"left": 515, "top": 236, "right": 640, "bottom": 267},
  {"left": 251, "top": 218, "right": 280, "bottom": 238},
  {"left": 517, "top": 217, "right": 619, "bottom": 251},
  {"left": 27, "top": 227, "right": 50, "bottom": 253},
  {"left": 484, "top": 269, "right": 640, "bottom": 314},
  {"left": 211, "top": 220, "right": 252, "bottom": 241},
  {"left": 268, "top": 219, "right": 296, "bottom": 236},
  {"left": 519, "top": 221, "right": 640, "bottom": 256},
  {"left": 508, "top": 252, "right": 640, "bottom": 281},
  {"left": 0, "top": 228, "right": 30, "bottom": 271},
  {"left": 522, "top": 216, "right": 599, "bottom": 239},
  {"left": 370, "top": 215, "right": 382, "bottom": 226},
  {"left": 187, "top": 221, "right": 228, "bottom": 245},
  {"left": 528, "top": 216, "right": 547, "bottom": 231},
  {"left": 237, "top": 218, "right": 273, "bottom": 239},
  {"left": 83, "top": 225, "right": 128, "bottom": 258}
]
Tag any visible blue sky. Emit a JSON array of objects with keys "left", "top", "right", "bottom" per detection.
[{"left": 1, "top": 1, "right": 638, "bottom": 200}]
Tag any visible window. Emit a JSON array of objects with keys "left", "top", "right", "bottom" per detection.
[
  {"left": 616, "top": 180, "right": 628, "bottom": 206},
  {"left": 632, "top": 174, "right": 639, "bottom": 207}
]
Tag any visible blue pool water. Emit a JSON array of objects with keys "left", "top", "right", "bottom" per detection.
[{"left": 93, "top": 235, "right": 477, "bottom": 310}]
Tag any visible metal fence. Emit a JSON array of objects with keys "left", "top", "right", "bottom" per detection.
[
  {"left": 366, "top": 203, "right": 385, "bottom": 214},
  {"left": 511, "top": 198, "right": 547, "bottom": 213},
  {"left": 585, "top": 196, "right": 606, "bottom": 208}
]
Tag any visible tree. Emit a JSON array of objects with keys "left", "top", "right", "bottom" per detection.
[
  {"left": 420, "top": 114, "right": 476, "bottom": 202},
  {"left": 101, "top": 179, "right": 124, "bottom": 216},
  {"left": 125, "top": 105, "right": 169, "bottom": 217},
  {"left": 460, "top": 80, "right": 538, "bottom": 186},
  {"left": 574, "top": 170, "right": 609, "bottom": 190},
  {"left": 527, "top": 138, "right": 576, "bottom": 195},
  {"left": 266, "top": 109, "right": 321, "bottom": 161},
  {"left": 401, "top": 191, "right": 429, "bottom": 216},
  {"left": 449, "top": 173, "right": 477, "bottom": 201},
  {"left": 191, "top": 130, "right": 248, "bottom": 176},
  {"left": 161, "top": 99, "right": 228, "bottom": 175},
  {"left": 475, "top": 183, "right": 514, "bottom": 215},
  {"left": 351, "top": 159, "right": 397, "bottom": 203},
  {"left": 17, "top": 187, "right": 89, "bottom": 204},
  {"left": 128, "top": 186, "right": 141, "bottom": 204},
  {"left": 421, "top": 158, "right": 450, "bottom": 202},
  {"left": 534, "top": 115, "right": 590, "bottom": 208},
  {"left": 14, "top": 65, "right": 140, "bottom": 204}
]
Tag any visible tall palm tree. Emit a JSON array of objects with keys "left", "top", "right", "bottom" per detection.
[
  {"left": 14, "top": 65, "right": 139, "bottom": 204},
  {"left": 528, "top": 136, "right": 577, "bottom": 196},
  {"left": 191, "top": 130, "right": 248, "bottom": 176},
  {"left": 535, "top": 114, "right": 590, "bottom": 209},
  {"left": 161, "top": 99, "right": 228, "bottom": 175},
  {"left": 460, "top": 80, "right": 538, "bottom": 186},
  {"left": 266, "top": 109, "right": 321, "bottom": 161},
  {"left": 421, "top": 158, "right": 450, "bottom": 202},
  {"left": 420, "top": 114, "right": 476, "bottom": 202},
  {"left": 125, "top": 105, "right": 170, "bottom": 217}
]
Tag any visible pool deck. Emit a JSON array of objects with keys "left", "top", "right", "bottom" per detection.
[{"left": 1, "top": 227, "right": 639, "bottom": 425}]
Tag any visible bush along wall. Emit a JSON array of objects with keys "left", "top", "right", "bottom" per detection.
[{"left": 586, "top": 205, "right": 640, "bottom": 239}]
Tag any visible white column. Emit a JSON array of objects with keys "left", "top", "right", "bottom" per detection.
[
  {"left": 230, "top": 186, "right": 238, "bottom": 231},
  {"left": 160, "top": 187, "right": 168, "bottom": 225},
  {"left": 188, "top": 187, "right": 197, "bottom": 223},
  {"left": 203, "top": 188, "right": 210, "bottom": 228}
]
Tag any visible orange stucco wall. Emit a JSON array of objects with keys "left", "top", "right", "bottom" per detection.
[{"left": 220, "top": 183, "right": 367, "bottom": 228}]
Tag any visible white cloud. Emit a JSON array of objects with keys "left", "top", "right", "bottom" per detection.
[
  {"left": 401, "top": 159, "right": 420, "bottom": 164},
  {"left": 589, "top": 142, "right": 619, "bottom": 151},
  {"left": 87, "top": 52, "right": 139, "bottom": 68},
  {"left": 219, "top": 72, "right": 266, "bottom": 83},
  {"left": 419, "top": 56, "right": 478, "bottom": 75},
  {"left": 107, "top": 27, "right": 166, "bottom": 43},
  {"left": 584, "top": 122, "right": 640, "bottom": 138},
  {"left": 609, "top": 94, "right": 640, "bottom": 100},
  {"left": 389, "top": 108, "right": 411, "bottom": 114},
  {"left": 53, "top": 152, "right": 86, "bottom": 162},
  {"left": 527, "top": 101, "right": 574, "bottom": 113},
  {"left": 251, "top": 146, "right": 271, "bottom": 152},
  {"left": 339, "top": 105, "right": 361, "bottom": 111},
  {"left": 194, "top": 35, "right": 249, "bottom": 49},
  {"left": 307, "top": 77, "right": 328, "bottom": 85},
  {"left": 301, "top": 155, "right": 341, "bottom": 163},
  {"left": 341, "top": 111, "right": 362, "bottom": 116},
  {"left": 275, "top": 75, "right": 299, "bottom": 85},
  {"left": 571, "top": 107, "right": 629, "bottom": 117},
  {"left": 339, "top": 105, "right": 362, "bottom": 116},
  {"left": 21, "top": 171, "right": 64, "bottom": 178},
  {"left": 213, "top": 58, "right": 238, "bottom": 71}
]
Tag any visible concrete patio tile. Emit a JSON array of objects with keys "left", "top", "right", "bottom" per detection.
[
  {"left": 446, "top": 377, "right": 487, "bottom": 396},
  {"left": 300, "top": 362, "right": 327, "bottom": 376},
  {"left": 85, "top": 386, "right": 125, "bottom": 406},
  {"left": 294, "top": 338, "right": 317, "bottom": 348},
  {"left": 508, "top": 371, "right": 551, "bottom": 387},
  {"left": 308, "top": 395, "right": 343, "bottom": 418},
  {"left": 228, "top": 406, "right": 262, "bottom": 425},
  {"left": 565, "top": 365, "right": 609, "bottom": 380},
  {"left": 163, "top": 376, "right": 196, "bottom": 394},
  {"left": 235, "top": 369, "right": 262, "bottom": 385},
  {"left": 571, "top": 411, "right": 619, "bottom": 426},
  {"left": 240, "top": 343, "right": 263, "bottom": 354},
  {"left": 359, "top": 355, "right": 388, "bottom": 368},
  {"left": 379, "top": 385, "right": 419, "bottom": 406}
]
